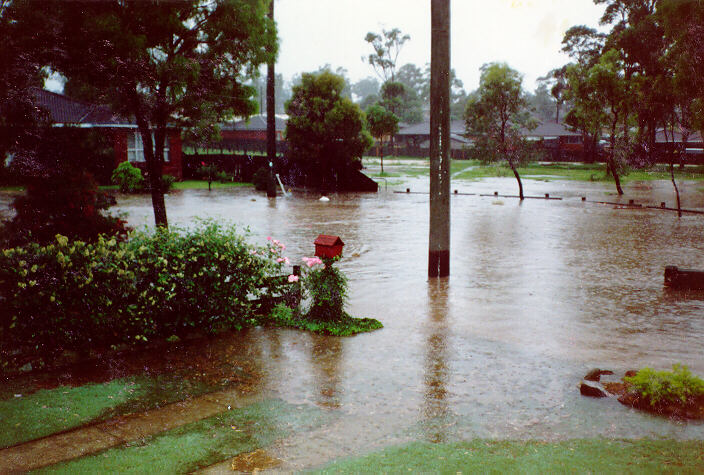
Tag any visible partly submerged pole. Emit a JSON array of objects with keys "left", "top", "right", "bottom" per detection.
[
  {"left": 266, "top": 0, "right": 277, "bottom": 198},
  {"left": 428, "top": 0, "right": 451, "bottom": 278}
]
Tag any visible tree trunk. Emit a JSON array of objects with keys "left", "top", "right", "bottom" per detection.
[
  {"left": 379, "top": 138, "right": 384, "bottom": 175},
  {"left": 665, "top": 126, "right": 682, "bottom": 218},
  {"left": 609, "top": 119, "right": 624, "bottom": 195},
  {"left": 138, "top": 121, "right": 168, "bottom": 228},
  {"left": 670, "top": 162, "right": 682, "bottom": 218},
  {"left": 428, "top": 0, "right": 451, "bottom": 278},
  {"left": 510, "top": 163, "right": 524, "bottom": 200}
]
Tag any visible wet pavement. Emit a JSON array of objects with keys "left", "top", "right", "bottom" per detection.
[{"left": 2, "top": 172, "right": 704, "bottom": 470}]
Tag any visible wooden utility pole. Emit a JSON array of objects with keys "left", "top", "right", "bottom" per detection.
[
  {"left": 266, "top": 0, "right": 277, "bottom": 198},
  {"left": 428, "top": 0, "right": 451, "bottom": 277}
]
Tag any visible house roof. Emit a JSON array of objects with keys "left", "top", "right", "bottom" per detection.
[
  {"left": 223, "top": 114, "right": 287, "bottom": 132},
  {"left": 655, "top": 128, "right": 703, "bottom": 144},
  {"left": 419, "top": 134, "right": 472, "bottom": 150},
  {"left": 397, "top": 120, "right": 466, "bottom": 136},
  {"left": 522, "top": 120, "right": 581, "bottom": 138},
  {"left": 34, "top": 88, "right": 131, "bottom": 126}
]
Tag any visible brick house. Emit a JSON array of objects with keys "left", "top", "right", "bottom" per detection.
[{"left": 35, "top": 89, "right": 183, "bottom": 179}]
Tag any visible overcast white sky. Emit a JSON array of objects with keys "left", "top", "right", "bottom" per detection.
[{"left": 275, "top": 0, "right": 606, "bottom": 92}]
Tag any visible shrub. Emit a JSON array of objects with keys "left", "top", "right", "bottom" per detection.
[
  {"left": 111, "top": 161, "right": 145, "bottom": 193},
  {"left": 0, "top": 223, "right": 290, "bottom": 355},
  {"left": 216, "top": 171, "right": 232, "bottom": 183},
  {"left": 300, "top": 257, "right": 348, "bottom": 322},
  {"left": 252, "top": 166, "right": 270, "bottom": 191},
  {"left": 142, "top": 173, "right": 177, "bottom": 193},
  {"left": 0, "top": 171, "right": 129, "bottom": 247},
  {"left": 625, "top": 364, "right": 704, "bottom": 406},
  {"left": 161, "top": 174, "right": 176, "bottom": 192}
]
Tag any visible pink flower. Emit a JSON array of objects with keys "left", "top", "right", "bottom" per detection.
[
  {"left": 302, "top": 256, "right": 323, "bottom": 268},
  {"left": 201, "top": 161, "right": 205, "bottom": 166},
  {"left": 267, "top": 236, "right": 272, "bottom": 241},
  {"left": 288, "top": 274, "right": 299, "bottom": 283},
  {"left": 277, "top": 258, "right": 284, "bottom": 263},
  {"left": 249, "top": 250, "right": 257, "bottom": 255}
]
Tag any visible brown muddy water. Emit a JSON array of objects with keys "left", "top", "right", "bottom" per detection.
[{"left": 3, "top": 176, "right": 704, "bottom": 463}]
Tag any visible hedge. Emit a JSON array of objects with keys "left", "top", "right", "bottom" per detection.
[{"left": 0, "top": 223, "right": 289, "bottom": 354}]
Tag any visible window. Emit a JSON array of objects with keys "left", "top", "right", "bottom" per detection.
[{"left": 127, "top": 132, "right": 169, "bottom": 163}]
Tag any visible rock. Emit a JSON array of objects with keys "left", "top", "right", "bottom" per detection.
[
  {"left": 580, "top": 380, "right": 610, "bottom": 398},
  {"left": 624, "top": 370, "right": 638, "bottom": 378},
  {"left": 584, "top": 368, "right": 614, "bottom": 382},
  {"left": 603, "top": 381, "right": 627, "bottom": 397}
]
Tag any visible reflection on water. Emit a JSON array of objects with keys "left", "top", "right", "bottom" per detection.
[
  {"left": 2, "top": 177, "right": 704, "bottom": 453},
  {"left": 422, "top": 279, "right": 451, "bottom": 443}
]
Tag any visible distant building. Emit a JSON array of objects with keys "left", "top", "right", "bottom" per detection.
[
  {"left": 395, "top": 120, "right": 470, "bottom": 158},
  {"left": 192, "top": 114, "right": 287, "bottom": 153},
  {"left": 521, "top": 121, "right": 583, "bottom": 160},
  {"left": 394, "top": 119, "right": 583, "bottom": 160},
  {"left": 655, "top": 128, "right": 704, "bottom": 160}
]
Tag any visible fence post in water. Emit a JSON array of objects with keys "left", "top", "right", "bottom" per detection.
[{"left": 428, "top": 0, "right": 451, "bottom": 278}]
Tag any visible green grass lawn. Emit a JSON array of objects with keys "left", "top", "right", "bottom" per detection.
[
  {"left": 363, "top": 158, "right": 704, "bottom": 183},
  {"left": 316, "top": 439, "right": 704, "bottom": 474},
  {"left": 0, "top": 374, "right": 222, "bottom": 448},
  {"left": 36, "top": 399, "right": 327, "bottom": 474},
  {"left": 171, "top": 180, "right": 252, "bottom": 190}
]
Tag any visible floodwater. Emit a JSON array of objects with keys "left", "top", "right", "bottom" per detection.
[{"left": 4, "top": 173, "right": 704, "bottom": 466}]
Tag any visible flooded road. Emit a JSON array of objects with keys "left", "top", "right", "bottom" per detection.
[{"left": 3, "top": 175, "right": 704, "bottom": 465}]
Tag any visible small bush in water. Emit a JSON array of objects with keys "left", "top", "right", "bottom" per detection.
[{"left": 625, "top": 364, "right": 704, "bottom": 405}]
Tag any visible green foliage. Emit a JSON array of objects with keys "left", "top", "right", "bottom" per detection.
[
  {"left": 464, "top": 62, "right": 536, "bottom": 168},
  {"left": 625, "top": 364, "right": 704, "bottom": 406},
  {"left": 196, "top": 163, "right": 218, "bottom": 181},
  {"left": 366, "top": 104, "right": 399, "bottom": 141},
  {"left": 380, "top": 81, "right": 423, "bottom": 124},
  {"left": 160, "top": 174, "right": 176, "bottom": 192},
  {"left": 111, "top": 161, "right": 145, "bottom": 193},
  {"left": 215, "top": 171, "right": 232, "bottom": 183},
  {"left": 285, "top": 70, "right": 373, "bottom": 190},
  {"left": 252, "top": 166, "right": 270, "bottom": 191},
  {"left": 0, "top": 223, "right": 287, "bottom": 355},
  {"left": 267, "top": 303, "right": 382, "bottom": 336},
  {"left": 303, "top": 260, "right": 348, "bottom": 322},
  {"left": 363, "top": 28, "right": 410, "bottom": 83},
  {"left": 12, "top": 0, "right": 277, "bottom": 227},
  {"left": 0, "top": 171, "right": 128, "bottom": 247}
]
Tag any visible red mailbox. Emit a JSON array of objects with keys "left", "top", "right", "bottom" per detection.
[{"left": 314, "top": 234, "right": 344, "bottom": 259}]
